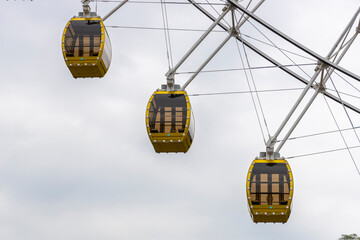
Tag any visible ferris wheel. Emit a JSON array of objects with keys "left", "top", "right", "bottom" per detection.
[{"left": 61, "top": 0, "right": 360, "bottom": 224}]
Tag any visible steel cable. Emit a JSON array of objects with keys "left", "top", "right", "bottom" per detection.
[{"left": 323, "top": 93, "right": 360, "bottom": 175}]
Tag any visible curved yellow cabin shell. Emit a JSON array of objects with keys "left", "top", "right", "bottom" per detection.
[
  {"left": 246, "top": 159, "right": 294, "bottom": 223},
  {"left": 62, "top": 17, "right": 112, "bottom": 78},
  {"left": 145, "top": 90, "right": 194, "bottom": 153}
]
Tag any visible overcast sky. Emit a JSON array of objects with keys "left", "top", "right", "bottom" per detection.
[{"left": 0, "top": 0, "right": 359, "bottom": 239}]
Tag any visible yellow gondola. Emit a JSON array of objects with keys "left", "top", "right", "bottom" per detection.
[
  {"left": 62, "top": 15, "right": 112, "bottom": 78},
  {"left": 145, "top": 89, "right": 195, "bottom": 153},
  {"left": 246, "top": 158, "right": 294, "bottom": 223}
]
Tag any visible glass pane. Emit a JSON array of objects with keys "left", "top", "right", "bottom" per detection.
[
  {"left": 251, "top": 183, "right": 256, "bottom": 192},
  {"left": 251, "top": 193, "right": 260, "bottom": 205},
  {"left": 283, "top": 194, "right": 289, "bottom": 201},
  {"left": 149, "top": 94, "right": 187, "bottom": 133},
  {"left": 272, "top": 174, "right": 279, "bottom": 182},
  {"left": 102, "top": 29, "right": 112, "bottom": 68},
  {"left": 65, "top": 20, "right": 101, "bottom": 57},
  {"left": 272, "top": 183, "right": 279, "bottom": 192},
  {"left": 261, "top": 183, "right": 268, "bottom": 193},
  {"left": 273, "top": 194, "right": 279, "bottom": 204},
  {"left": 283, "top": 183, "right": 289, "bottom": 193},
  {"left": 260, "top": 174, "right": 267, "bottom": 182},
  {"left": 260, "top": 194, "right": 267, "bottom": 204},
  {"left": 283, "top": 175, "right": 288, "bottom": 182},
  {"left": 188, "top": 111, "right": 195, "bottom": 143},
  {"left": 249, "top": 163, "right": 290, "bottom": 206}
]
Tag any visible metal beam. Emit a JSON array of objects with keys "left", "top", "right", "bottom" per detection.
[
  {"left": 227, "top": 0, "right": 360, "bottom": 83},
  {"left": 103, "top": 0, "right": 129, "bottom": 21},
  {"left": 182, "top": 32, "right": 233, "bottom": 90},
  {"left": 188, "top": 0, "right": 360, "bottom": 114},
  {"left": 165, "top": 6, "right": 231, "bottom": 81},
  {"left": 179, "top": 1, "right": 265, "bottom": 90},
  {"left": 276, "top": 22, "right": 360, "bottom": 152}
]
